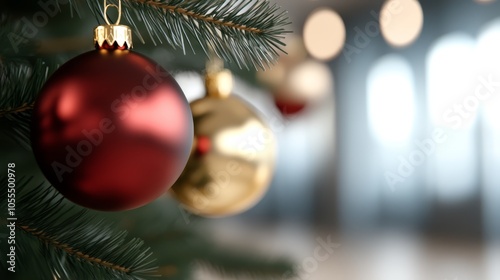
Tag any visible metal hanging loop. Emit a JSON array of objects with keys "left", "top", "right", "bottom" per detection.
[{"left": 104, "top": 0, "right": 122, "bottom": 25}]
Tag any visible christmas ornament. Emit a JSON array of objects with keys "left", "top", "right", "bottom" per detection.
[
  {"left": 31, "top": 0, "right": 193, "bottom": 211},
  {"left": 170, "top": 58, "right": 276, "bottom": 217},
  {"left": 274, "top": 60, "right": 333, "bottom": 116},
  {"left": 257, "top": 37, "right": 333, "bottom": 116},
  {"left": 274, "top": 93, "right": 307, "bottom": 116}
]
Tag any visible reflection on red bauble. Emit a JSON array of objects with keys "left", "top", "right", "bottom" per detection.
[{"left": 31, "top": 47, "right": 193, "bottom": 211}]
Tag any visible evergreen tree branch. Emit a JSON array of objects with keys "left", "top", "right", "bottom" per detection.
[
  {"left": 112, "top": 199, "right": 296, "bottom": 279},
  {"left": 84, "top": 0, "right": 291, "bottom": 69},
  {"left": 135, "top": 1, "right": 264, "bottom": 34},
  {"left": 0, "top": 60, "right": 55, "bottom": 115},
  {"left": 18, "top": 225, "right": 132, "bottom": 274},
  {"left": 1, "top": 111, "right": 32, "bottom": 150},
  {"left": 0, "top": 60, "right": 56, "bottom": 149},
  {"left": 0, "top": 177, "right": 158, "bottom": 279},
  {"left": 0, "top": 15, "right": 38, "bottom": 64},
  {"left": 0, "top": 103, "right": 33, "bottom": 117}
]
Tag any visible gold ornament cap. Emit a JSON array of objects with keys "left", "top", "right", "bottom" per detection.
[
  {"left": 94, "top": 0, "right": 132, "bottom": 49},
  {"left": 94, "top": 24, "right": 133, "bottom": 49},
  {"left": 205, "top": 70, "right": 233, "bottom": 99},
  {"left": 205, "top": 53, "right": 233, "bottom": 98}
]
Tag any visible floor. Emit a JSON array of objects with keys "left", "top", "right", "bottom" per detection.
[{"left": 195, "top": 220, "right": 500, "bottom": 280}]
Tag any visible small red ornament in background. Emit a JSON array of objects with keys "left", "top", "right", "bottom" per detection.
[
  {"left": 195, "top": 135, "right": 211, "bottom": 157},
  {"left": 31, "top": 5, "right": 193, "bottom": 211},
  {"left": 274, "top": 95, "right": 307, "bottom": 116},
  {"left": 257, "top": 37, "right": 333, "bottom": 117}
]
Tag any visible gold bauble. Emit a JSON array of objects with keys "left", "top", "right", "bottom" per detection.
[{"left": 170, "top": 95, "right": 276, "bottom": 217}]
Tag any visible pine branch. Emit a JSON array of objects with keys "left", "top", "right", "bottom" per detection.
[
  {"left": 0, "top": 177, "right": 158, "bottom": 279},
  {"left": 0, "top": 60, "right": 56, "bottom": 149},
  {"left": 19, "top": 225, "right": 132, "bottom": 274},
  {"left": 84, "top": 0, "right": 290, "bottom": 69},
  {"left": 0, "top": 15, "right": 38, "bottom": 64},
  {"left": 109, "top": 198, "right": 296, "bottom": 279},
  {"left": 0, "top": 61, "right": 53, "bottom": 116},
  {"left": 1, "top": 111, "right": 32, "bottom": 150}
]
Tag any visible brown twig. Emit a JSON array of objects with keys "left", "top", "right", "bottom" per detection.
[
  {"left": 0, "top": 103, "right": 34, "bottom": 117},
  {"left": 135, "top": 0, "right": 263, "bottom": 34},
  {"left": 19, "top": 224, "right": 131, "bottom": 274}
]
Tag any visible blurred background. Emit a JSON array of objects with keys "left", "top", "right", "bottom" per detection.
[
  {"left": 197, "top": 0, "right": 500, "bottom": 279},
  {"left": 3, "top": 0, "right": 500, "bottom": 279}
]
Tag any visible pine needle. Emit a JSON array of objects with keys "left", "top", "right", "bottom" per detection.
[
  {"left": 0, "top": 60, "right": 56, "bottom": 149},
  {"left": 84, "top": 0, "right": 291, "bottom": 69},
  {"left": 0, "top": 15, "right": 38, "bottom": 63},
  {"left": 115, "top": 199, "right": 297, "bottom": 280},
  {"left": 0, "top": 177, "right": 158, "bottom": 279},
  {"left": 0, "top": 61, "right": 53, "bottom": 116}
]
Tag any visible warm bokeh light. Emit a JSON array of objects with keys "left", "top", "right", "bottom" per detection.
[
  {"left": 303, "top": 9, "right": 346, "bottom": 61},
  {"left": 380, "top": 0, "right": 424, "bottom": 48},
  {"left": 286, "top": 60, "right": 333, "bottom": 101},
  {"left": 475, "top": 0, "right": 496, "bottom": 4}
]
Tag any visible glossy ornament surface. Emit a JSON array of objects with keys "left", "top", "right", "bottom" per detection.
[
  {"left": 170, "top": 95, "right": 276, "bottom": 217},
  {"left": 31, "top": 24, "right": 193, "bottom": 211}
]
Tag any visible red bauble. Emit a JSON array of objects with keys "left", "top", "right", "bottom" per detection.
[{"left": 31, "top": 45, "right": 193, "bottom": 211}]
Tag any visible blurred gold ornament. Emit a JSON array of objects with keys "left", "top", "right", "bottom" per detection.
[{"left": 170, "top": 60, "right": 276, "bottom": 217}]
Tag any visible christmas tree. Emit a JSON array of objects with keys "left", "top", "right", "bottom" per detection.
[{"left": 0, "top": 0, "right": 294, "bottom": 279}]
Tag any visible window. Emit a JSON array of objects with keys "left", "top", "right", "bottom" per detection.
[
  {"left": 426, "top": 33, "right": 478, "bottom": 203},
  {"left": 367, "top": 54, "right": 415, "bottom": 145},
  {"left": 477, "top": 19, "right": 500, "bottom": 237}
]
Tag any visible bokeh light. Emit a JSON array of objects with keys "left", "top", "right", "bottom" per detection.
[
  {"left": 286, "top": 60, "right": 333, "bottom": 101},
  {"left": 303, "top": 9, "right": 346, "bottom": 61},
  {"left": 475, "top": 0, "right": 496, "bottom": 4},
  {"left": 367, "top": 55, "right": 415, "bottom": 144},
  {"left": 380, "top": 0, "right": 424, "bottom": 48}
]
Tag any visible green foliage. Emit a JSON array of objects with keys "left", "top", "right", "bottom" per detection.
[
  {"left": 0, "top": 177, "right": 158, "bottom": 280},
  {"left": 111, "top": 198, "right": 296, "bottom": 280},
  {"left": 84, "top": 0, "right": 290, "bottom": 69},
  {"left": 0, "top": 2, "right": 296, "bottom": 279},
  {"left": 0, "top": 60, "right": 56, "bottom": 150},
  {"left": 0, "top": 59, "right": 295, "bottom": 280},
  {"left": 0, "top": 15, "right": 37, "bottom": 64},
  {"left": 0, "top": 176, "right": 295, "bottom": 280},
  {"left": 0, "top": 16, "right": 60, "bottom": 149}
]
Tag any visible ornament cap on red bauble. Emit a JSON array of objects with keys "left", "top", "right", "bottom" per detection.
[
  {"left": 94, "top": 24, "right": 132, "bottom": 50},
  {"left": 31, "top": 5, "right": 193, "bottom": 212}
]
